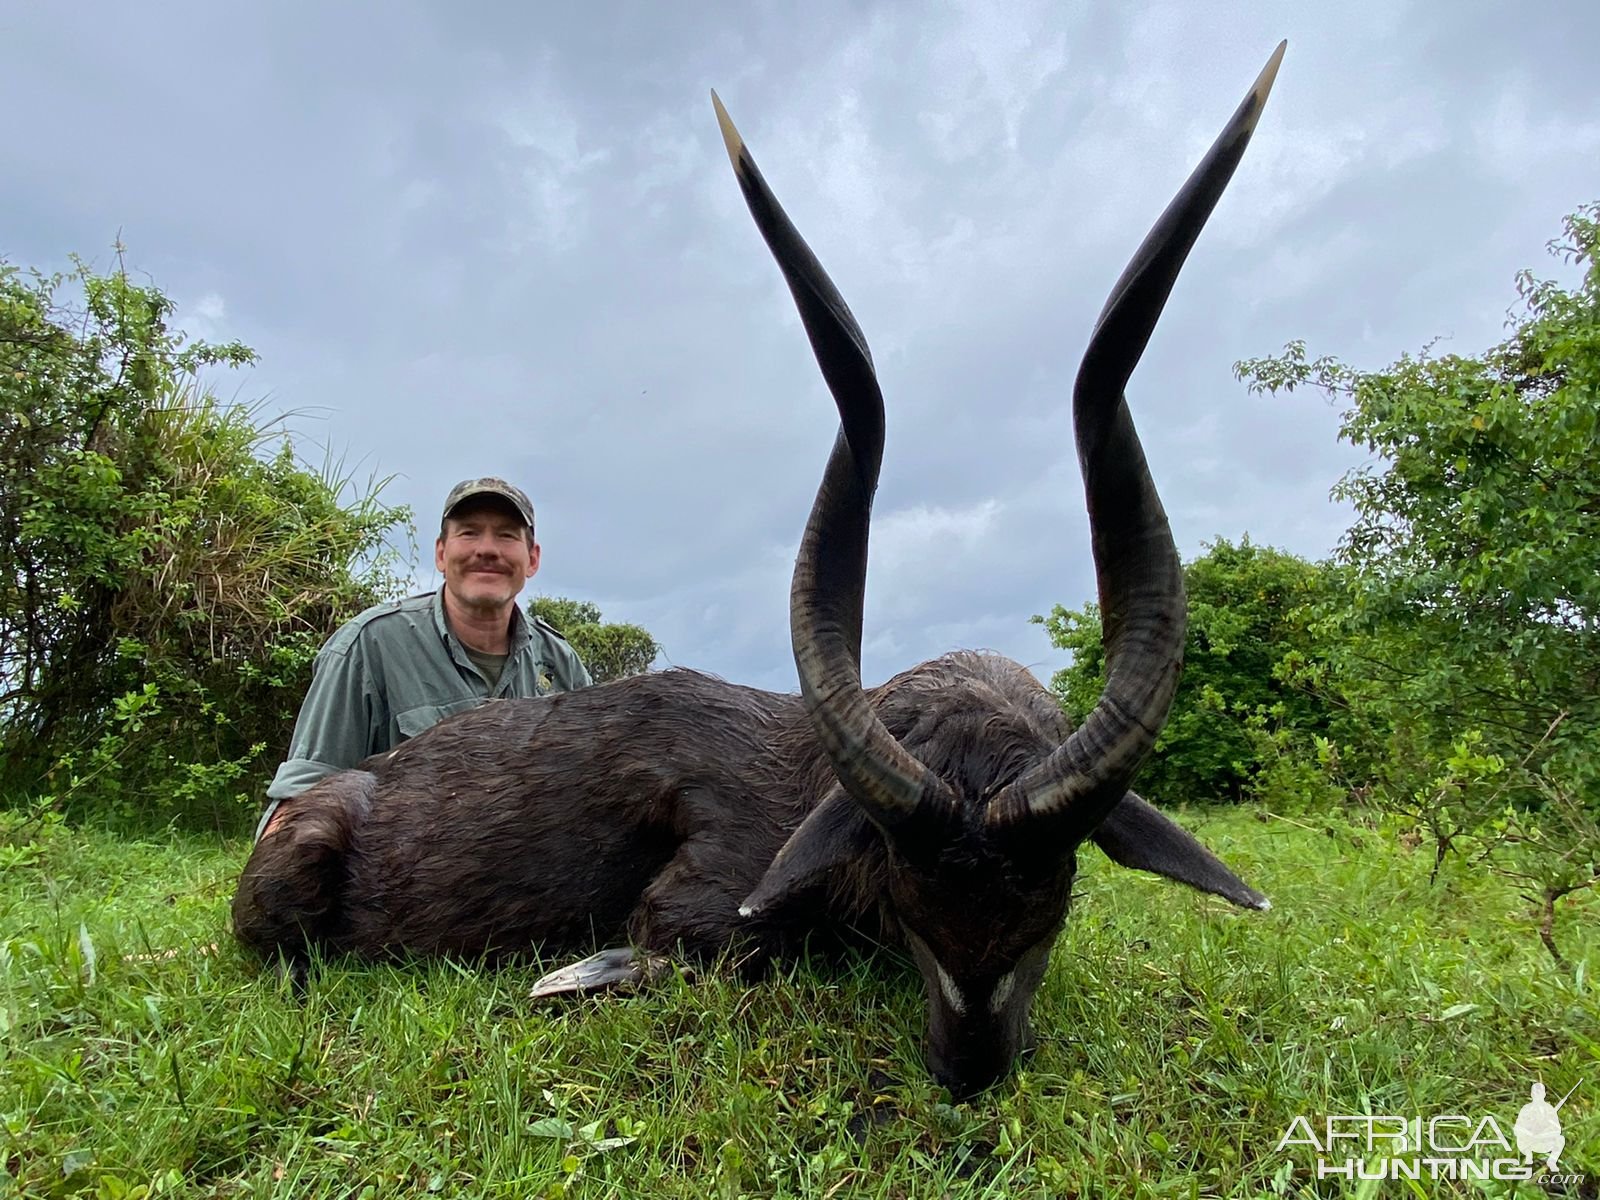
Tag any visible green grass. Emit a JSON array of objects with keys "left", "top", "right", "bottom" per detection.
[{"left": 2, "top": 807, "right": 1596, "bottom": 1198}]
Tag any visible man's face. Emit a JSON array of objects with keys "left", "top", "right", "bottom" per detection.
[{"left": 434, "top": 499, "right": 540, "bottom": 615}]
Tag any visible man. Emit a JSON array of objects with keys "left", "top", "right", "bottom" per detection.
[
  {"left": 256, "top": 477, "right": 591, "bottom": 838},
  {"left": 1514, "top": 1081, "right": 1567, "bottom": 1171}
]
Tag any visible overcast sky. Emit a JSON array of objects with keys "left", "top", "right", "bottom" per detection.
[{"left": 4, "top": 2, "right": 1596, "bottom": 692}]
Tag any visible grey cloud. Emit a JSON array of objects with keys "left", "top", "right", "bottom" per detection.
[{"left": 4, "top": 0, "right": 1594, "bottom": 694}]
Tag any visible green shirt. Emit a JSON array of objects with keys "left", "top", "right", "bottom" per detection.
[{"left": 265, "top": 590, "right": 592, "bottom": 805}]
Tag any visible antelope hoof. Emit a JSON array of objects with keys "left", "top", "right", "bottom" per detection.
[{"left": 528, "top": 947, "right": 682, "bottom": 999}]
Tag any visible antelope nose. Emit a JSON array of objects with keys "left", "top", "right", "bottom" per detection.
[{"left": 929, "top": 1049, "right": 1007, "bottom": 1100}]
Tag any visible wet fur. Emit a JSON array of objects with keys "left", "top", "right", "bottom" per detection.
[{"left": 233, "top": 652, "right": 1073, "bottom": 966}]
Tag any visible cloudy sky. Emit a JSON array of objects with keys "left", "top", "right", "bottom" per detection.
[{"left": 4, "top": 2, "right": 1596, "bottom": 692}]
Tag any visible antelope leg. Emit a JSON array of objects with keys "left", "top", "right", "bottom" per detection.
[{"left": 527, "top": 947, "right": 682, "bottom": 999}]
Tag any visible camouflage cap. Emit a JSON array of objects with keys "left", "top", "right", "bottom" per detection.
[{"left": 442, "top": 477, "right": 536, "bottom": 529}]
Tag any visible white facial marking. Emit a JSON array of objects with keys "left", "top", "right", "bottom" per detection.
[
  {"left": 988, "top": 971, "right": 1016, "bottom": 1015},
  {"left": 936, "top": 960, "right": 966, "bottom": 1014}
]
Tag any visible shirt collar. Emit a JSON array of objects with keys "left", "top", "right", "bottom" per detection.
[{"left": 431, "top": 587, "right": 532, "bottom": 653}]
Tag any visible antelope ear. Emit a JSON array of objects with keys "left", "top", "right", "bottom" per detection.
[
  {"left": 740, "top": 786, "right": 877, "bottom": 918},
  {"left": 1091, "top": 791, "right": 1271, "bottom": 910}
]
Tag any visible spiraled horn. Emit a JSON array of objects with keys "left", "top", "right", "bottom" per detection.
[
  {"left": 713, "top": 93, "right": 956, "bottom": 831},
  {"left": 987, "top": 42, "right": 1287, "bottom": 840}
]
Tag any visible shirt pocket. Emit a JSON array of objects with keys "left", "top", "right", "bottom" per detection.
[{"left": 396, "top": 698, "right": 484, "bottom": 740}]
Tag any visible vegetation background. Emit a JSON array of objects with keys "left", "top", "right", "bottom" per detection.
[
  {"left": 3, "top": 209, "right": 1597, "bottom": 1195},
  {"left": 0, "top": 253, "right": 654, "bottom": 832}
]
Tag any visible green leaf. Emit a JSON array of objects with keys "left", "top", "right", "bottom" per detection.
[{"left": 527, "top": 1117, "right": 574, "bottom": 1139}]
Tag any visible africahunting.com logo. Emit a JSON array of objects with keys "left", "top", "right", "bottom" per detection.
[{"left": 1276, "top": 1080, "right": 1583, "bottom": 1185}]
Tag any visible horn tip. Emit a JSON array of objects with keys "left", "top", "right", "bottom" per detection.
[
  {"left": 1253, "top": 41, "right": 1287, "bottom": 106},
  {"left": 711, "top": 90, "right": 746, "bottom": 169}
]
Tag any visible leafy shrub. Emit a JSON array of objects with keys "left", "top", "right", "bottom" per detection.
[
  {"left": 1, "top": 251, "right": 409, "bottom": 829},
  {"left": 527, "top": 596, "right": 659, "bottom": 683},
  {"left": 1236, "top": 203, "right": 1600, "bottom": 959},
  {"left": 1036, "top": 537, "right": 1352, "bottom": 809}
]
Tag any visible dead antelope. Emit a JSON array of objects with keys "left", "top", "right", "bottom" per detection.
[{"left": 233, "top": 45, "right": 1284, "bottom": 1098}]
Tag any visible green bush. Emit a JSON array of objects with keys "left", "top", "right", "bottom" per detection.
[
  {"left": 1036, "top": 537, "right": 1353, "bottom": 809},
  {"left": 527, "top": 596, "right": 659, "bottom": 683},
  {"left": 1237, "top": 203, "right": 1600, "bottom": 958},
  {"left": 1, "top": 251, "right": 410, "bottom": 829}
]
